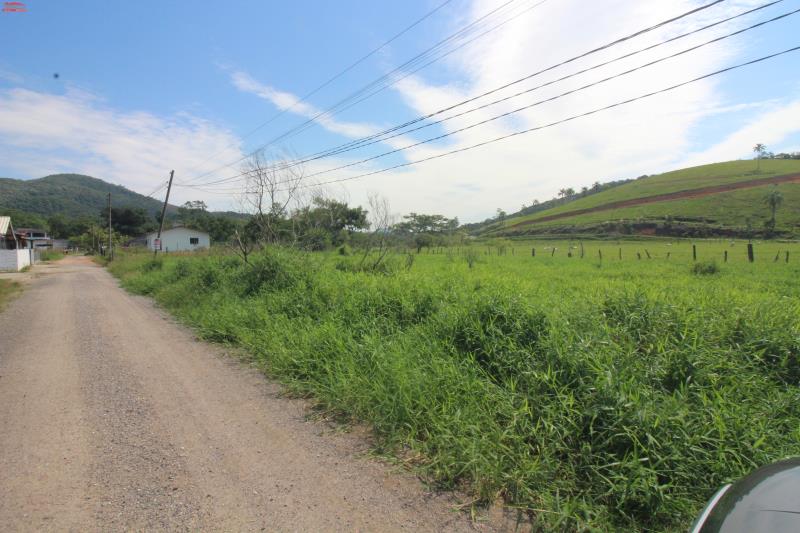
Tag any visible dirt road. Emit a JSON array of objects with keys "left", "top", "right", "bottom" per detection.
[{"left": 0, "top": 257, "right": 485, "bottom": 531}]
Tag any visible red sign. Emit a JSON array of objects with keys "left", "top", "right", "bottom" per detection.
[
  {"left": 154, "top": 238, "right": 161, "bottom": 250},
  {"left": 2, "top": 2, "right": 27, "bottom": 12}
]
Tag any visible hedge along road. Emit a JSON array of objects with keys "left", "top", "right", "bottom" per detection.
[{"left": 0, "top": 256, "right": 491, "bottom": 531}]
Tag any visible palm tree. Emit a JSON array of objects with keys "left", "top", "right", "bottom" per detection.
[
  {"left": 764, "top": 186, "right": 783, "bottom": 231},
  {"left": 753, "top": 143, "right": 766, "bottom": 172}
]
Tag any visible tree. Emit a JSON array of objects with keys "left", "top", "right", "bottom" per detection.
[
  {"left": 496, "top": 208, "right": 506, "bottom": 222},
  {"left": 177, "top": 200, "right": 236, "bottom": 243},
  {"left": 238, "top": 149, "right": 308, "bottom": 246},
  {"left": 764, "top": 186, "right": 783, "bottom": 233},
  {"left": 394, "top": 213, "right": 458, "bottom": 234},
  {"left": 359, "top": 193, "right": 395, "bottom": 270},
  {"left": 753, "top": 143, "right": 767, "bottom": 172},
  {"left": 558, "top": 187, "right": 576, "bottom": 200},
  {"left": 292, "top": 196, "right": 368, "bottom": 247},
  {"left": 99, "top": 206, "right": 152, "bottom": 236}
]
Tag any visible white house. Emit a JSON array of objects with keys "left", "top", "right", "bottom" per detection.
[
  {"left": 144, "top": 227, "right": 210, "bottom": 252},
  {"left": 0, "top": 216, "right": 32, "bottom": 271}
]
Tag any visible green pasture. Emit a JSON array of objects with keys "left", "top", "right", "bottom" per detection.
[{"left": 499, "top": 160, "right": 800, "bottom": 230}]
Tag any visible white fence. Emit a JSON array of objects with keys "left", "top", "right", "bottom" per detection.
[{"left": 0, "top": 249, "right": 33, "bottom": 271}]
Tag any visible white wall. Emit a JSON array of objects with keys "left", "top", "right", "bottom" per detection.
[
  {"left": 0, "top": 249, "right": 30, "bottom": 271},
  {"left": 145, "top": 228, "right": 210, "bottom": 252}
]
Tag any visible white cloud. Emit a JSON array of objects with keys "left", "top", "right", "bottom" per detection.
[
  {"left": 231, "top": 71, "right": 379, "bottom": 140},
  {"left": 0, "top": 87, "right": 245, "bottom": 209},
  {"left": 1, "top": 0, "right": 796, "bottom": 222},
  {"left": 681, "top": 99, "right": 800, "bottom": 165},
  {"left": 215, "top": 0, "right": 793, "bottom": 221},
  {"left": 232, "top": 0, "right": 791, "bottom": 222}
]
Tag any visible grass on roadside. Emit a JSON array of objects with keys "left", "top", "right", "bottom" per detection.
[
  {"left": 0, "top": 279, "right": 21, "bottom": 310},
  {"left": 108, "top": 244, "right": 800, "bottom": 531}
]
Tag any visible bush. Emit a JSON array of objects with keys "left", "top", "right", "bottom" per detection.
[
  {"left": 236, "top": 248, "right": 311, "bottom": 295},
  {"left": 142, "top": 257, "right": 163, "bottom": 272},
  {"left": 692, "top": 260, "right": 720, "bottom": 275}
]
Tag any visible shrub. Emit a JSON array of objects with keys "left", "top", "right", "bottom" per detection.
[
  {"left": 142, "top": 257, "right": 163, "bottom": 272},
  {"left": 692, "top": 260, "right": 720, "bottom": 275},
  {"left": 236, "top": 248, "right": 311, "bottom": 295}
]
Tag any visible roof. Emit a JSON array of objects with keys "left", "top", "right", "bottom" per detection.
[
  {"left": 15, "top": 227, "right": 48, "bottom": 233},
  {"left": 145, "top": 227, "right": 209, "bottom": 237},
  {"left": 0, "top": 216, "right": 10, "bottom": 235}
]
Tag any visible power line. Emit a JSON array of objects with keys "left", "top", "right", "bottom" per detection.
[
  {"left": 180, "top": 0, "right": 455, "bottom": 179},
  {"left": 285, "top": 46, "right": 800, "bottom": 192},
  {"left": 144, "top": 181, "right": 169, "bottom": 198},
  {"left": 289, "top": 0, "right": 783, "bottom": 165},
  {"left": 183, "top": 2, "right": 795, "bottom": 190},
  {"left": 251, "top": 0, "right": 551, "bottom": 151},
  {"left": 179, "top": 0, "right": 549, "bottom": 185},
  {"left": 189, "top": 45, "right": 800, "bottom": 195},
  {"left": 180, "top": 0, "right": 735, "bottom": 189}
]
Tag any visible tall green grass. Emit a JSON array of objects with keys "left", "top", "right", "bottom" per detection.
[
  {"left": 0, "top": 279, "right": 21, "bottom": 310},
  {"left": 109, "top": 245, "right": 800, "bottom": 531}
]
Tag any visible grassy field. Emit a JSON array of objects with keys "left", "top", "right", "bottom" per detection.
[
  {"left": 495, "top": 160, "right": 800, "bottom": 232},
  {"left": 0, "top": 279, "right": 21, "bottom": 310},
  {"left": 108, "top": 242, "right": 800, "bottom": 531}
]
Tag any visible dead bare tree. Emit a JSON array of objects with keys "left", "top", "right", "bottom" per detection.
[
  {"left": 234, "top": 149, "right": 309, "bottom": 257},
  {"left": 359, "top": 193, "right": 395, "bottom": 270}
]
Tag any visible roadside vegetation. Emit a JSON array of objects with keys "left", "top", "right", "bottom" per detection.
[
  {"left": 38, "top": 250, "right": 64, "bottom": 262},
  {"left": 109, "top": 240, "right": 800, "bottom": 531},
  {"left": 0, "top": 279, "right": 21, "bottom": 310}
]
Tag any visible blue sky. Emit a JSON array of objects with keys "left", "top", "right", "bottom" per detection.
[{"left": 1, "top": 0, "right": 798, "bottom": 220}]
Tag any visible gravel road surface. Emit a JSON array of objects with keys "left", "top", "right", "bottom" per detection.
[{"left": 0, "top": 257, "right": 498, "bottom": 531}]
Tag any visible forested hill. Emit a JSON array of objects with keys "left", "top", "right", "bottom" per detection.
[{"left": 0, "top": 173, "right": 175, "bottom": 218}]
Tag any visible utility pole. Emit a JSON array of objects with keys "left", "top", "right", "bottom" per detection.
[
  {"left": 107, "top": 192, "right": 112, "bottom": 260},
  {"left": 154, "top": 170, "right": 175, "bottom": 257}
]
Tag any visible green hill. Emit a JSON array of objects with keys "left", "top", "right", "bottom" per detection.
[
  {"left": 488, "top": 160, "right": 800, "bottom": 238},
  {"left": 0, "top": 173, "right": 174, "bottom": 219}
]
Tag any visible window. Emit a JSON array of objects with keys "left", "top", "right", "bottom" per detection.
[{"left": 190, "top": 237, "right": 199, "bottom": 245}]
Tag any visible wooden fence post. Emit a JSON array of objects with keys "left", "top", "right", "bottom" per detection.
[
  {"left": 531, "top": 248, "right": 535, "bottom": 257},
  {"left": 551, "top": 248, "right": 556, "bottom": 257},
  {"left": 786, "top": 251, "right": 790, "bottom": 263},
  {"left": 724, "top": 250, "right": 728, "bottom": 263},
  {"left": 692, "top": 244, "right": 697, "bottom": 261},
  {"left": 747, "top": 243, "right": 754, "bottom": 263},
  {"left": 644, "top": 249, "right": 651, "bottom": 259},
  {"left": 618, "top": 248, "right": 622, "bottom": 260}
]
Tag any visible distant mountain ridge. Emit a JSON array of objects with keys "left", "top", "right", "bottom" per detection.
[
  {"left": 0, "top": 174, "right": 246, "bottom": 222},
  {"left": 0, "top": 173, "right": 175, "bottom": 218}
]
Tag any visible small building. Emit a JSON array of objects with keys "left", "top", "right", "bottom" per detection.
[
  {"left": 144, "top": 227, "right": 210, "bottom": 252},
  {"left": 15, "top": 227, "right": 52, "bottom": 249},
  {"left": 0, "top": 216, "right": 32, "bottom": 271}
]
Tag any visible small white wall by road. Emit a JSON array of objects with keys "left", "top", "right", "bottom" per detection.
[{"left": 0, "top": 249, "right": 31, "bottom": 271}]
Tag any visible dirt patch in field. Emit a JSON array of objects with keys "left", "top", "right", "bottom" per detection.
[{"left": 510, "top": 172, "right": 800, "bottom": 228}]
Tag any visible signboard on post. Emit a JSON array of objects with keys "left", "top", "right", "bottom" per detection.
[{"left": 154, "top": 238, "right": 161, "bottom": 250}]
